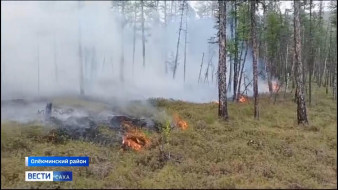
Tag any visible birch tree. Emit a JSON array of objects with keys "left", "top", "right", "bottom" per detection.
[{"left": 294, "top": 0, "right": 309, "bottom": 125}]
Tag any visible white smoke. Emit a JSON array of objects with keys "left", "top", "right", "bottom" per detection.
[{"left": 1, "top": 1, "right": 270, "bottom": 103}]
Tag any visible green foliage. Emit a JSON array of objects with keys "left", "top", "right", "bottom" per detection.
[
  {"left": 161, "top": 120, "right": 171, "bottom": 144},
  {"left": 265, "top": 11, "right": 283, "bottom": 59},
  {"left": 237, "top": 3, "right": 250, "bottom": 42},
  {"left": 226, "top": 39, "right": 236, "bottom": 56}
]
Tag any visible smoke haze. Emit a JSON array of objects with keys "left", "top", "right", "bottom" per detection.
[{"left": 1, "top": 1, "right": 271, "bottom": 103}]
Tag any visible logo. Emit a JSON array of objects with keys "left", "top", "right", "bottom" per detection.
[
  {"left": 25, "top": 171, "right": 72, "bottom": 182},
  {"left": 53, "top": 171, "right": 72, "bottom": 181},
  {"left": 25, "top": 156, "right": 89, "bottom": 167}
]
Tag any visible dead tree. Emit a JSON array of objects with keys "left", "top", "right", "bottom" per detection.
[
  {"left": 132, "top": 3, "right": 137, "bottom": 76},
  {"left": 164, "top": 0, "right": 167, "bottom": 25},
  {"left": 211, "top": 64, "right": 215, "bottom": 83},
  {"left": 120, "top": 3, "right": 126, "bottom": 82},
  {"left": 183, "top": 2, "right": 188, "bottom": 82},
  {"left": 36, "top": 34, "right": 40, "bottom": 96},
  {"left": 204, "top": 49, "right": 215, "bottom": 83},
  {"left": 45, "top": 103, "right": 52, "bottom": 120},
  {"left": 141, "top": 0, "right": 146, "bottom": 67},
  {"left": 172, "top": 0, "right": 185, "bottom": 79},
  {"left": 101, "top": 56, "right": 106, "bottom": 72},
  {"left": 218, "top": 0, "right": 229, "bottom": 120},
  {"left": 78, "top": 2, "right": 84, "bottom": 95},
  {"left": 294, "top": 0, "right": 308, "bottom": 125},
  {"left": 53, "top": 35, "right": 58, "bottom": 82},
  {"left": 237, "top": 44, "right": 248, "bottom": 101},
  {"left": 164, "top": 0, "right": 168, "bottom": 74},
  {"left": 198, "top": 53, "right": 205, "bottom": 83}
]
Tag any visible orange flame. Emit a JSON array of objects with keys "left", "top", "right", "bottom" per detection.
[
  {"left": 121, "top": 121, "right": 150, "bottom": 151},
  {"left": 122, "top": 131, "right": 150, "bottom": 151},
  {"left": 239, "top": 95, "right": 247, "bottom": 103},
  {"left": 173, "top": 113, "right": 188, "bottom": 130}
]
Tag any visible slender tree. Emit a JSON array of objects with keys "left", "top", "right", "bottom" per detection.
[
  {"left": 132, "top": 2, "right": 137, "bottom": 76},
  {"left": 120, "top": 2, "right": 125, "bottom": 82},
  {"left": 183, "top": 2, "right": 188, "bottom": 82},
  {"left": 36, "top": 33, "right": 40, "bottom": 96},
  {"left": 141, "top": 0, "right": 146, "bottom": 67},
  {"left": 308, "top": 0, "right": 314, "bottom": 105},
  {"left": 251, "top": 0, "right": 259, "bottom": 119},
  {"left": 53, "top": 34, "right": 58, "bottom": 82},
  {"left": 78, "top": 1, "right": 84, "bottom": 95},
  {"left": 294, "top": 0, "right": 309, "bottom": 125},
  {"left": 218, "top": 0, "right": 229, "bottom": 120},
  {"left": 172, "top": 0, "right": 185, "bottom": 79},
  {"left": 198, "top": 53, "right": 205, "bottom": 83},
  {"left": 233, "top": 1, "right": 239, "bottom": 101}
]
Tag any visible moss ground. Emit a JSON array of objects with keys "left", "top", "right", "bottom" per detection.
[{"left": 1, "top": 87, "right": 337, "bottom": 189}]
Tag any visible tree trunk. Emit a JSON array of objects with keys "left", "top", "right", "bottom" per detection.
[
  {"left": 233, "top": 1, "right": 239, "bottom": 101},
  {"left": 164, "top": 0, "right": 167, "bottom": 25},
  {"left": 183, "top": 3, "right": 188, "bottom": 82},
  {"left": 236, "top": 40, "right": 244, "bottom": 100},
  {"left": 120, "top": 3, "right": 125, "bottom": 82},
  {"left": 164, "top": 1, "right": 169, "bottom": 74},
  {"left": 294, "top": 0, "right": 308, "bottom": 125},
  {"left": 267, "top": 58, "right": 273, "bottom": 94},
  {"left": 308, "top": 0, "right": 314, "bottom": 105},
  {"left": 228, "top": 7, "right": 233, "bottom": 93},
  {"left": 170, "top": 1, "right": 173, "bottom": 21},
  {"left": 172, "top": 0, "right": 185, "bottom": 79},
  {"left": 141, "top": 0, "right": 146, "bottom": 67},
  {"left": 53, "top": 35, "right": 58, "bottom": 82},
  {"left": 251, "top": 1, "right": 259, "bottom": 119},
  {"left": 333, "top": 62, "right": 337, "bottom": 100},
  {"left": 198, "top": 53, "right": 204, "bottom": 83},
  {"left": 237, "top": 43, "right": 248, "bottom": 101},
  {"left": 218, "top": 0, "right": 229, "bottom": 120},
  {"left": 321, "top": 22, "right": 330, "bottom": 88},
  {"left": 78, "top": 2, "right": 84, "bottom": 95},
  {"left": 37, "top": 34, "right": 40, "bottom": 96},
  {"left": 132, "top": 4, "right": 137, "bottom": 76},
  {"left": 284, "top": 43, "right": 289, "bottom": 97},
  {"left": 45, "top": 103, "right": 52, "bottom": 120}
]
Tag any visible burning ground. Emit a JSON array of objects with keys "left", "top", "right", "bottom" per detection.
[{"left": 1, "top": 88, "right": 337, "bottom": 188}]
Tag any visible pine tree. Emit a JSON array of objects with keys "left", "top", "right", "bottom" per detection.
[{"left": 218, "top": 0, "right": 229, "bottom": 120}]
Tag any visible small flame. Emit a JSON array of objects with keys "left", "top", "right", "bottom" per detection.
[
  {"left": 239, "top": 95, "right": 247, "bottom": 103},
  {"left": 122, "top": 131, "right": 150, "bottom": 151},
  {"left": 173, "top": 113, "right": 188, "bottom": 130},
  {"left": 121, "top": 121, "right": 150, "bottom": 151}
]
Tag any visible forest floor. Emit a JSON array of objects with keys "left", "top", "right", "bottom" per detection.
[{"left": 1, "top": 87, "right": 337, "bottom": 189}]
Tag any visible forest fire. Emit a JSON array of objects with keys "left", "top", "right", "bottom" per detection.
[
  {"left": 173, "top": 113, "right": 188, "bottom": 130},
  {"left": 121, "top": 121, "right": 150, "bottom": 151},
  {"left": 239, "top": 95, "right": 247, "bottom": 103}
]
